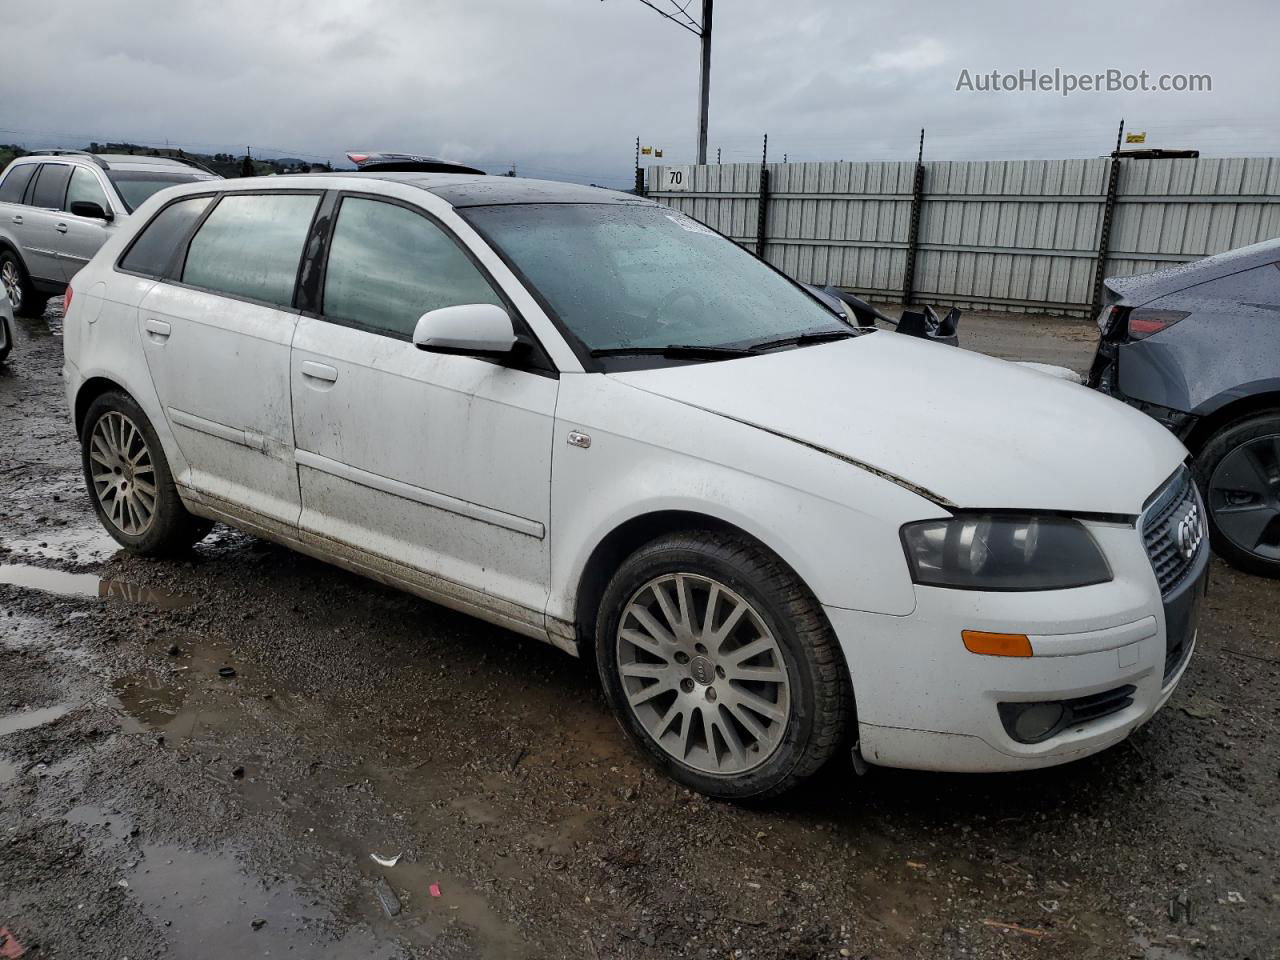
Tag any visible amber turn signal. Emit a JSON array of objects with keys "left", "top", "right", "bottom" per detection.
[{"left": 961, "top": 630, "right": 1032, "bottom": 657}]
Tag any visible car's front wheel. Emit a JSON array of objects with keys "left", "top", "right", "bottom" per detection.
[
  {"left": 81, "top": 391, "right": 212, "bottom": 555},
  {"left": 596, "top": 531, "right": 850, "bottom": 799},
  {"left": 1195, "top": 411, "right": 1280, "bottom": 578},
  {"left": 0, "top": 251, "right": 48, "bottom": 319},
  {"left": 0, "top": 314, "right": 11, "bottom": 363}
]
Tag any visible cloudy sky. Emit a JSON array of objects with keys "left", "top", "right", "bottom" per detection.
[{"left": 4, "top": 0, "right": 1276, "bottom": 187}]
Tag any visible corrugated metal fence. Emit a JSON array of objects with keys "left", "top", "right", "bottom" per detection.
[{"left": 645, "top": 157, "right": 1280, "bottom": 316}]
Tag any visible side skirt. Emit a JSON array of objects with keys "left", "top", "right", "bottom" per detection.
[{"left": 178, "top": 486, "right": 579, "bottom": 658}]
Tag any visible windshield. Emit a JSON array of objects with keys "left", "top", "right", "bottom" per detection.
[
  {"left": 460, "top": 203, "right": 849, "bottom": 361},
  {"left": 108, "top": 171, "right": 212, "bottom": 212}
]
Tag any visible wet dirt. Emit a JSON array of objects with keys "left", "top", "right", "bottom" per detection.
[{"left": 2, "top": 302, "right": 1278, "bottom": 959}]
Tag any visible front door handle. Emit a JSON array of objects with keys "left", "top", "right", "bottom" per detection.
[
  {"left": 300, "top": 361, "right": 339, "bottom": 383},
  {"left": 55, "top": 222, "right": 68, "bottom": 234},
  {"left": 144, "top": 318, "right": 172, "bottom": 343}
]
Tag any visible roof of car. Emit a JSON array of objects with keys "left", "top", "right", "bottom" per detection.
[{"left": 394, "top": 174, "right": 653, "bottom": 207}]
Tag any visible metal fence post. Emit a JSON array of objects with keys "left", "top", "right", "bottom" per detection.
[
  {"left": 635, "top": 166, "right": 646, "bottom": 196},
  {"left": 901, "top": 161, "right": 926, "bottom": 306},
  {"left": 1089, "top": 156, "right": 1121, "bottom": 317},
  {"left": 755, "top": 166, "right": 771, "bottom": 259}
]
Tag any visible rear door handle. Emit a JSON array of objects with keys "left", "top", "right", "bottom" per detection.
[
  {"left": 55, "top": 222, "right": 68, "bottom": 234},
  {"left": 10, "top": 216, "right": 22, "bottom": 225},
  {"left": 144, "top": 318, "right": 172, "bottom": 342},
  {"left": 300, "top": 361, "right": 338, "bottom": 383}
]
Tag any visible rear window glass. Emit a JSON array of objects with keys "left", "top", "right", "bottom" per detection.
[
  {"left": 0, "top": 164, "right": 37, "bottom": 204},
  {"left": 108, "top": 171, "right": 211, "bottom": 212},
  {"left": 30, "top": 164, "right": 72, "bottom": 209},
  {"left": 119, "top": 196, "right": 213, "bottom": 277},
  {"left": 182, "top": 193, "right": 319, "bottom": 307}
]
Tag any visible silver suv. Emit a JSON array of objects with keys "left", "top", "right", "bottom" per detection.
[{"left": 0, "top": 151, "right": 218, "bottom": 316}]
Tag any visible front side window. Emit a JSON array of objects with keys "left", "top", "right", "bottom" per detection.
[
  {"left": 182, "top": 193, "right": 319, "bottom": 307},
  {"left": 461, "top": 203, "right": 847, "bottom": 360},
  {"left": 322, "top": 196, "right": 501, "bottom": 338},
  {"left": 119, "top": 196, "right": 213, "bottom": 277},
  {"left": 29, "top": 164, "right": 72, "bottom": 209},
  {"left": 108, "top": 171, "right": 213, "bottom": 213},
  {"left": 0, "top": 164, "right": 38, "bottom": 205},
  {"left": 66, "top": 167, "right": 111, "bottom": 214}
]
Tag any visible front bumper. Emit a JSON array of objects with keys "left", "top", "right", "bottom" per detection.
[{"left": 827, "top": 519, "right": 1206, "bottom": 773}]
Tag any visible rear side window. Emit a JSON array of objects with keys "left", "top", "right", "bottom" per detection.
[
  {"left": 0, "top": 164, "right": 37, "bottom": 204},
  {"left": 322, "top": 196, "right": 502, "bottom": 338},
  {"left": 66, "top": 167, "right": 111, "bottom": 214},
  {"left": 182, "top": 193, "right": 319, "bottom": 307},
  {"left": 30, "top": 164, "right": 73, "bottom": 209},
  {"left": 119, "top": 196, "right": 213, "bottom": 277}
]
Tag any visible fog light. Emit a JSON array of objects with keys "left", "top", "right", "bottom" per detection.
[{"left": 998, "top": 701, "right": 1066, "bottom": 744}]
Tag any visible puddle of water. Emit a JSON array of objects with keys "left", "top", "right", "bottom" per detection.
[
  {"left": 0, "top": 564, "right": 191, "bottom": 610},
  {"left": 0, "top": 702, "right": 74, "bottom": 736},
  {"left": 65, "top": 805, "right": 401, "bottom": 959}
]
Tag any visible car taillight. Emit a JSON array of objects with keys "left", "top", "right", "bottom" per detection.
[
  {"left": 1127, "top": 308, "right": 1189, "bottom": 340},
  {"left": 64, "top": 285, "right": 73, "bottom": 312}
]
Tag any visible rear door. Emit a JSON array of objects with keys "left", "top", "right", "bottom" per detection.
[
  {"left": 19, "top": 163, "right": 73, "bottom": 284},
  {"left": 138, "top": 189, "right": 321, "bottom": 525},
  {"left": 56, "top": 165, "right": 119, "bottom": 281},
  {"left": 0, "top": 162, "right": 41, "bottom": 270},
  {"left": 289, "top": 193, "right": 558, "bottom": 619}
]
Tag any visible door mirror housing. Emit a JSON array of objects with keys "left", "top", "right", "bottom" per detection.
[
  {"left": 412, "top": 304, "right": 518, "bottom": 356},
  {"left": 69, "top": 200, "right": 113, "bottom": 221}
]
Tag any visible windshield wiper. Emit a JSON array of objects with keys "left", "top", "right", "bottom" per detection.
[
  {"left": 590, "top": 344, "right": 756, "bottom": 360},
  {"left": 743, "top": 329, "right": 856, "bottom": 353}
]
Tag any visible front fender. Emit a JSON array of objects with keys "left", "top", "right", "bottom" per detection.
[{"left": 548, "top": 374, "right": 945, "bottom": 624}]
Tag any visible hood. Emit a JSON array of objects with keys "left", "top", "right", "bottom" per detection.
[
  {"left": 612, "top": 333, "right": 1186, "bottom": 516},
  {"left": 1105, "top": 236, "right": 1280, "bottom": 307}
]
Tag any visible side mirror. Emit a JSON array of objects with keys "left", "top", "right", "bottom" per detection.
[
  {"left": 70, "top": 200, "right": 113, "bottom": 221},
  {"left": 412, "top": 303, "right": 518, "bottom": 356}
]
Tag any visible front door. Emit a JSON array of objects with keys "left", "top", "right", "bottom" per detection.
[
  {"left": 290, "top": 194, "right": 557, "bottom": 623},
  {"left": 56, "top": 165, "right": 118, "bottom": 281},
  {"left": 139, "top": 190, "right": 321, "bottom": 525}
]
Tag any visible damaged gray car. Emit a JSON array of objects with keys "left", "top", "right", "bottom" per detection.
[{"left": 1089, "top": 237, "right": 1280, "bottom": 578}]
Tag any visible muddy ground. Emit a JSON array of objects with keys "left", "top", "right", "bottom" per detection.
[{"left": 1, "top": 303, "right": 1277, "bottom": 960}]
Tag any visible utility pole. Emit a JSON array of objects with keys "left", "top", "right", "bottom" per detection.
[
  {"left": 618, "top": 1, "right": 713, "bottom": 164},
  {"left": 695, "top": 0, "right": 713, "bottom": 165}
]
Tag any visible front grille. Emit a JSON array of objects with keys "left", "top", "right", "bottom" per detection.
[{"left": 1141, "top": 468, "right": 1204, "bottom": 596}]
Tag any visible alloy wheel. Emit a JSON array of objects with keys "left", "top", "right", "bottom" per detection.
[
  {"left": 89, "top": 411, "right": 158, "bottom": 536},
  {"left": 1, "top": 260, "right": 22, "bottom": 311},
  {"left": 1209, "top": 433, "right": 1280, "bottom": 561},
  {"left": 616, "top": 573, "right": 791, "bottom": 775}
]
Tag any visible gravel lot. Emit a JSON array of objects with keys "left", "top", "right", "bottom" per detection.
[{"left": 1, "top": 302, "right": 1277, "bottom": 959}]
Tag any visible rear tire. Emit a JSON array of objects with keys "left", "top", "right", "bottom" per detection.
[
  {"left": 595, "top": 530, "right": 851, "bottom": 800},
  {"left": 0, "top": 315, "right": 11, "bottom": 363},
  {"left": 0, "top": 251, "right": 47, "bottom": 319},
  {"left": 1194, "top": 411, "right": 1280, "bottom": 579},
  {"left": 80, "top": 391, "right": 212, "bottom": 555}
]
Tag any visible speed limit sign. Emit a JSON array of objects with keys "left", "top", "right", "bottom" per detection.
[{"left": 663, "top": 166, "right": 692, "bottom": 192}]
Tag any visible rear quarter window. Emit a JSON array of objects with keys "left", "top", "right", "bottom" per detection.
[
  {"left": 0, "top": 164, "right": 38, "bottom": 204},
  {"left": 181, "top": 193, "right": 319, "bottom": 307},
  {"left": 118, "top": 196, "right": 213, "bottom": 277}
]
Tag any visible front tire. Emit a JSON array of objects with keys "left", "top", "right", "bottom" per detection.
[
  {"left": 1194, "top": 411, "right": 1280, "bottom": 578},
  {"left": 596, "top": 531, "right": 850, "bottom": 800},
  {"left": 0, "top": 315, "right": 11, "bottom": 363},
  {"left": 0, "top": 251, "right": 48, "bottom": 319},
  {"left": 80, "top": 391, "right": 211, "bottom": 555}
]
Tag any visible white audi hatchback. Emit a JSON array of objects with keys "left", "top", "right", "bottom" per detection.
[{"left": 62, "top": 173, "right": 1206, "bottom": 798}]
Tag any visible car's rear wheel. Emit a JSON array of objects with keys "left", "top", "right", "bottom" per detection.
[
  {"left": 595, "top": 531, "right": 850, "bottom": 799},
  {"left": 81, "top": 391, "right": 212, "bottom": 555},
  {"left": 0, "top": 315, "right": 11, "bottom": 363},
  {"left": 1194, "top": 411, "right": 1280, "bottom": 578},
  {"left": 0, "top": 251, "right": 48, "bottom": 319}
]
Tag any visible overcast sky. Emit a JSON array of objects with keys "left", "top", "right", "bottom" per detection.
[{"left": 4, "top": 0, "right": 1276, "bottom": 187}]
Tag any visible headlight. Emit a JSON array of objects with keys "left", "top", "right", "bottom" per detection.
[{"left": 901, "top": 514, "right": 1111, "bottom": 590}]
